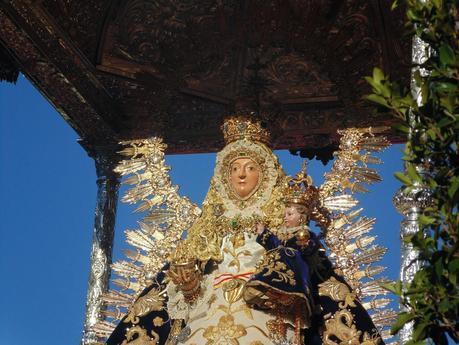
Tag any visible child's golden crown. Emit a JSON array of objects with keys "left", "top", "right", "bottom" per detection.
[{"left": 285, "top": 161, "right": 320, "bottom": 211}]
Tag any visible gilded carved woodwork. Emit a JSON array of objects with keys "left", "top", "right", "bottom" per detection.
[
  {"left": 1, "top": 0, "right": 408, "bottom": 153},
  {"left": 0, "top": 2, "right": 118, "bottom": 144},
  {"left": 41, "top": 0, "right": 108, "bottom": 59},
  {"left": 0, "top": 45, "right": 19, "bottom": 83}
]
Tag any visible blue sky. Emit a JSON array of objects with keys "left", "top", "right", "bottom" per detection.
[{"left": 0, "top": 75, "right": 404, "bottom": 345}]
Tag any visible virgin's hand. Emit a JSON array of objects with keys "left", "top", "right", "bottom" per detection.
[{"left": 255, "top": 223, "right": 265, "bottom": 234}]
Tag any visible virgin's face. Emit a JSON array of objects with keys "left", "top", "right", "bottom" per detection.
[
  {"left": 284, "top": 206, "right": 302, "bottom": 228},
  {"left": 229, "top": 158, "right": 260, "bottom": 199}
]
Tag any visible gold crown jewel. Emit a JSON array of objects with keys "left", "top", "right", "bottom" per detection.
[
  {"left": 222, "top": 116, "right": 271, "bottom": 145},
  {"left": 285, "top": 161, "right": 320, "bottom": 212}
]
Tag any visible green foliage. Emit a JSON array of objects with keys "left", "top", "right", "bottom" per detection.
[{"left": 366, "top": 1, "right": 458, "bottom": 344}]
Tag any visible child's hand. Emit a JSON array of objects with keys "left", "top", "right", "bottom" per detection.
[
  {"left": 255, "top": 223, "right": 265, "bottom": 234},
  {"left": 295, "top": 229, "right": 310, "bottom": 247}
]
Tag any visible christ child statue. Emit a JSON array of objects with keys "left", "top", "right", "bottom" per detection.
[{"left": 242, "top": 167, "right": 321, "bottom": 329}]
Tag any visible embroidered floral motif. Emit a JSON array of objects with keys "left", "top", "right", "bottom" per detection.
[
  {"left": 121, "top": 326, "right": 159, "bottom": 345},
  {"left": 224, "top": 246, "right": 252, "bottom": 273},
  {"left": 256, "top": 251, "right": 296, "bottom": 286},
  {"left": 266, "top": 315, "right": 288, "bottom": 342},
  {"left": 318, "top": 276, "right": 357, "bottom": 308},
  {"left": 202, "top": 314, "right": 247, "bottom": 345},
  {"left": 323, "top": 309, "right": 362, "bottom": 345},
  {"left": 152, "top": 316, "right": 164, "bottom": 327},
  {"left": 259, "top": 230, "right": 271, "bottom": 246},
  {"left": 124, "top": 287, "right": 166, "bottom": 325}
]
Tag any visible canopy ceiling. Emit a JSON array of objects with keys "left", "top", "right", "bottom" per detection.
[{"left": 0, "top": 0, "right": 410, "bottom": 155}]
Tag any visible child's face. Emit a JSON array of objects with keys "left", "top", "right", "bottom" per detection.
[{"left": 284, "top": 206, "right": 302, "bottom": 228}]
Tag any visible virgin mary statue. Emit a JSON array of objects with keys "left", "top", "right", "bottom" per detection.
[{"left": 106, "top": 117, "right": 383, "bottom": 345}]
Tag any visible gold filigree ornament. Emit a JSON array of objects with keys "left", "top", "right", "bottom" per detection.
[
  {"left": 222, "top": 278, "right": 246, "bottom": 304},
  {"left": 284, "top": 161, "right": 319, "bottom": 211},
  {"left": 94, "top": 123, "right": 397, "bottom": 344},
  {"left": 317, "top": 127, "right": 397, "bottom": 343},
  {"left": 222, "top": 116, "right": 271, "bottom": 145},
  {"left": 320, "top": 127, "right": 390, "bottom": 198},
  {"left": 92, "top": 137, "right": 201, "bottom": 340}
]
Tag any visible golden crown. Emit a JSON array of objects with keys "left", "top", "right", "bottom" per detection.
[
  {"left": 222, "top": 116, "right": 271, "bottom": 145},
  {"left": 285, "top": 161, "right": 320, "bottom": 211}
]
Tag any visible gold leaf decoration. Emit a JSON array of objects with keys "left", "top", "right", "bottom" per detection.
[
  {"left": 152, "top": 316, "right": 165, "bottom": 327},
  {"left": 124, "top": 287, "right": 166, "bottom": 325},
  {"left": 92, "top": 138, "right": 201, "bottom": 341},
  {"left": 318, "top": 127, "right": 396, "bottom": 343}
]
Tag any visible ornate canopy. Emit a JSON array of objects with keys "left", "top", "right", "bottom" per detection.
[{"left": 0, "top": 0, "right": 409, "bottom": 155}]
